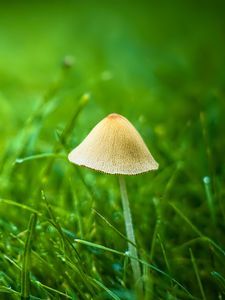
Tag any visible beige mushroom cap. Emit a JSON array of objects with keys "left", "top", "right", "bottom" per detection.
[{"left": 68, "top": 113, "right": 159, "bottom": 175}]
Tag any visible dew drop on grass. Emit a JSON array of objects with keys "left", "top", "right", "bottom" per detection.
[
  {"left": 203, "top": 176, "right": 211, "bottom": 185},
  {"left": 11, "top": 224, "right": 18, "bottom": 233},
  {"left": 15, "top": 158, "right": 23, "bottom": 164},
  {"left": 112, "top": 262, "right": 122, "bottom": 273}
]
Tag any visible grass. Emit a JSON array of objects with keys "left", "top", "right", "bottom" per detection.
[{"left": 0, "top": 0, "right": 225, "bottom": 299}]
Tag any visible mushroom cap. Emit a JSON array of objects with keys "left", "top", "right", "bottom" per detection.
[{"left": 68, "top": 113, "right": 159, "bottom": 175}]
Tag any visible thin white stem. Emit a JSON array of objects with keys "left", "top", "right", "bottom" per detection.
[{"left": 119, "top": 175, "right": 142, "bottom": 290}]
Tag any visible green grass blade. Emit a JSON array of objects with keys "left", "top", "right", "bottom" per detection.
[
  {"left": 150, "top": 197, "right": 162, "bottom": 261},
  {"left": 170, "top": 203, "right": 225, "bottom": 256},
  {"left": 35, "top": 94, "right": 89, "bottom": 193},
  {"left": 74, "top": 239, "right": 194, "bottom": 299},
  {"left": 35, "top": 281, "right": 73, "bottom": 299},
  {"left": 42, "top": 191, "right": 95, "bottom": 296},
  {"left": 93, "top": 208, "right": 136, "bottom": 247},
  {"left": 4, "top": 254, "right": 21, "bottom": 270},
  {"left": 74, "top": 239, "right": 125, "bottom": 256},
  {"left": 203, "top": 176, "right": 215, "bottom": 225},
  {"left": 59, "top": 93, "right": 90, "bottom": 147},
  {"left": 157, "top": 234, "right": 171, "bottom": 275},
  {"left": 211, "top": 271, "right": 225, "bottom": 293},
  {"left": 189, "top": 248, "right": 206, "bottom": 300},
  {"left": 91, "top": 278, "right": 121, "bottom": 300},
  {"left": 0, "top": 286, "right": 20, "bottom": 295},
  {"left": 0, "top": 198, "right": 41, "bottom": 215},
  {"left": 15, "top": 153, "right": 66, "bottom": 164},
  {"left": 68, "top": 177, "right": 84, "bottom": 239},
  {"left": 170, "top": 203, "right": 203, "bottom": 237},
  {"left": 21, "top": 213, "right": 38, "bottom": 300}
]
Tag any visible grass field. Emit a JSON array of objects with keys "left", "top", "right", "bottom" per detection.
[{"left": 0, "top": 1, "right": 225, "bottom": 299}]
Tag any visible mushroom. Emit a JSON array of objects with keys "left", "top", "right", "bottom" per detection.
[{"left": 68, "top": 113, "right": 158, "bottom": 289}]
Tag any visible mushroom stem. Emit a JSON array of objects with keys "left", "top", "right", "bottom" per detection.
[{"left": 119, "top": 175, "right": 142, "bottom": 290}]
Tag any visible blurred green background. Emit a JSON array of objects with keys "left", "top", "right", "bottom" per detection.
[{"left": 0, "top": 1, "right": 225, "bottom": 299}]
